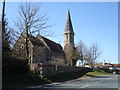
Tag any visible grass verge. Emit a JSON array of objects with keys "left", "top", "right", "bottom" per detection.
[
  {"left": 46, "top": 70, "right": 113, "bottom": 82},
  {"left": 79, "top": 70, "right": 113, "bottom": 79}
]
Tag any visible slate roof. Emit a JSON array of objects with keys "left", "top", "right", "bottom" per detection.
[
  {"left": 29, "top": 34, "right": 63, "bottom": 54},
  {"left": 29, "top": 35, "right": 45, "bottom": 47}
]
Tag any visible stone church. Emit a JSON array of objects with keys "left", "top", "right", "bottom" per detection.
[{"left": 13, "top": 10, "right": 75, "bottom": 66}]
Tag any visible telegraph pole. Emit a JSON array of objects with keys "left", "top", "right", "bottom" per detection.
[{"left": 2, "top": 0, "right": 5, "bottom": 31}]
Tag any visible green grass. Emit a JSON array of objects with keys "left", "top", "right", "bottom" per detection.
[{"left": 79, "top": 70, "right": 113, "bottom": 79}]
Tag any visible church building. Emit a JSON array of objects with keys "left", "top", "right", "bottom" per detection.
[{"left": 12, "top": 10, "right": 75, "bottom": 66}]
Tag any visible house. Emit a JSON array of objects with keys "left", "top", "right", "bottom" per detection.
[
  {"left": 94, "top": 61, "right": 114, "bottom": 70},
  {"left": 76, "top": 60, "right": 82, "bottom": 67},
  {"left": 111, "top": 64, "right": 120, "bottom": 70}
]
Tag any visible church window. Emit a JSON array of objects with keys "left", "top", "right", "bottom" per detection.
[{"left": 66, "top": 35, "right": 68, "bottom": 39}]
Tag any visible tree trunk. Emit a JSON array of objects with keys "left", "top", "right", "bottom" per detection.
[{"left": 26, "top": 24, "right": 29, "bottom": 65}]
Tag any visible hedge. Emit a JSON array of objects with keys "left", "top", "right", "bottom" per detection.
[{"left": 2, "top": 55, "right": 28, "bottom": 74}]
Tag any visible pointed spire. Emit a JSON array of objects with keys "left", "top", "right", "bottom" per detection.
[{"left": 64, "top": 10, "right": 74, "bottom": 33}]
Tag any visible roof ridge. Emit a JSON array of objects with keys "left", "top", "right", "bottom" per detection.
[
  {"left": 37, "top": 34, "right": 61, "bottom": 47},
  {"left": 36, "top": 34, "right": 51, "bottom": 50},
  {"left": 43, "top": 36, "right": 61, "bottom": 46}
]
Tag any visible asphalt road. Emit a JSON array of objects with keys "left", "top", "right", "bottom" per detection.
[{"left": 40, "top": 74, "right": 119, "bottom": 89}]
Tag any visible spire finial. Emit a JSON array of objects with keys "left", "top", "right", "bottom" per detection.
[
  {"left": 68, "top": 9, "right": 70, "bottom": 13},
  {"left": 67, "top": 9, "right": 70, "bottom": 19}
]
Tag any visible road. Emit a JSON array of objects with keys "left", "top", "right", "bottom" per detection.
[{"left": 37, "top": 74, "right": 119, "bottom": 89}]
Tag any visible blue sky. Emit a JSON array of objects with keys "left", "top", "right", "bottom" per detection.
[{"left": 0, "top": 2, "right": 118, "bottom": 64}]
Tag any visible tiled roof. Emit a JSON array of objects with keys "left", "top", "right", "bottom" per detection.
[
  {"left": 29, "top": 35, "right": 45, "bottom": 47},
  {"left": 112, "top": 64, "right": 120, "bottom": 67},
  {"left": 29, "top": 34, "right": 63, "bottom": 54},
  {"left": 41, "top": 36, "right": 63, "bottom": 53},
  {"left": 94, "top": 63, "right": 113, "bottom": 67}
]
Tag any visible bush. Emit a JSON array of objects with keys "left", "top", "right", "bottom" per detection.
[
  {"left": 93, "top": 70, "right": 106, "bottom": 73},
  {"left": 2, "top": 55, "right": 28, "bottom": 74},
  {"left": 102, "top": 67, "right": 109, "bottom": 73},
  {"left": 47, "top": 68, "right": 90, "bottom": 82}
]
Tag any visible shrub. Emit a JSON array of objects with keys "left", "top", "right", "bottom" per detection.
[
  {"left": 2, "top": 55, "right": 28, "bottom": 74},
  {"left": 102, "top": 67, "right": 109, "bottom": 73}
]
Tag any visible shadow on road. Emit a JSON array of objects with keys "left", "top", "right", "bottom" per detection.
[{"left": 86, "top": 75, "right": 110, "bottom": 78}]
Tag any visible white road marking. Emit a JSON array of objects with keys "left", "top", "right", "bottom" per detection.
[{"left": 80, "top": 85, "right": 89, "bottom": 88}]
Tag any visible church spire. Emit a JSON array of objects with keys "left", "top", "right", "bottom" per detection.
[
  {"left": 63, "top": 10, "right": 75, "bottom": 49},
  {"left": 63, "top": 10, "right": 75, "bottom": 66},
  {"left": 64, "top": 10, "right": 74, "bottom": 33}
]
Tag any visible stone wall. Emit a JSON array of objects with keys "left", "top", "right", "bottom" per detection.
[{"left": 30, "top": 63, "right": 83, "bottom": 77}]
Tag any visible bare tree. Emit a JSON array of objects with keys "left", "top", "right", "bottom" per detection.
[
  {"left": 76, "top": 40, "right": 87, "bottom": 66},
  {"left": 90, "top": 44, "right": 101, "bottom": 61},
  {"left": 12, "top": 2, "right": 51, "bottom": 64},
  {"left": 76, "top": 41, "right": 101, "bottom": 67},
  {"left": 86, "top": 44, "right": 101, "bottom": 67}
]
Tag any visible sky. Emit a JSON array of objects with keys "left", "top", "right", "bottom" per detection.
[{"left": 0, "top": 2, "right": 118, "bottom": 64}]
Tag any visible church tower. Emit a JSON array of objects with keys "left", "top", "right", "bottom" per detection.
[{"left": 64, "top": 10, "right": 75, "bottom": 51}]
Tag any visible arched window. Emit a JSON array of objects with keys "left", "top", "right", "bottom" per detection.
[{"left": 66, "top": 34, "right": 68, "bottom": 39}]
